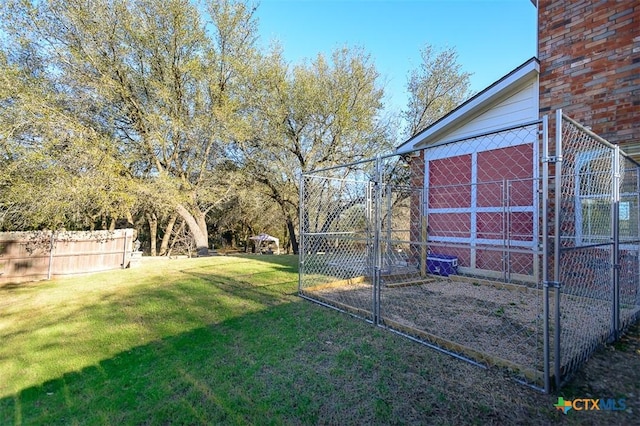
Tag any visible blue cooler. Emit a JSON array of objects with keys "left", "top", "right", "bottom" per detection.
[{"left": 426, "top": 254, "right": 458, "bottom": 276}]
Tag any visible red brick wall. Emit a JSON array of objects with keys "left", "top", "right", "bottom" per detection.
[
  {"left": 538, "top": 1, "right": 640, "bottom": 158},
  {"left": 408, "top": 150, "right": 424, "bottom": 265}
]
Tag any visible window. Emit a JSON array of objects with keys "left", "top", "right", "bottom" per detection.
[{"left": 575, "top": 150, "right": 639, "bottom": 246}]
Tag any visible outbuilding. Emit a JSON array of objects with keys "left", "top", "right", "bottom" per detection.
[{"left": 397, "top": 58, "right": 540, "bottom": 281}]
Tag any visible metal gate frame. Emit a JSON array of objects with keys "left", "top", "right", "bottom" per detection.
[{"left": 545, "top": 110, "right": 640, "bottom": 390}]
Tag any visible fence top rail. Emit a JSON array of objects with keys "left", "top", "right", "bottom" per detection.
[
  {"left": 562, "top": 113, "right": 640, "bottom": 167},
  {"left": 303, "top": 119, "right": 544, "bottom": 177},
  {"left": 303, "top": 156, "right": 380, "bottom": 176},
  {"left": 304, "top": 174, "right": 373, "bottom": 185},
  {"left": 405, "top": 118, "right": 543, "bottom": 154}
]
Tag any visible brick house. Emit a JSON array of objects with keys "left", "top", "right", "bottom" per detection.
[{"left": 538, "top": 0, "right": 639, "bottom": 160}]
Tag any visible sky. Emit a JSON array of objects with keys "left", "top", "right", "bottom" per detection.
[{"left": 254, "top": 0, "right": 537, "bottom": 113}]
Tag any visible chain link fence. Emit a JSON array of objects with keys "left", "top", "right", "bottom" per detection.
[
  {"left": 299, "top": 111, "right": 640, "bottom": 393},
  {"left": 300, "top": 161, "right": 377, "bottom": 321},
  {"left": 549, "top": 112, "right": 640, "bottom": 388}
]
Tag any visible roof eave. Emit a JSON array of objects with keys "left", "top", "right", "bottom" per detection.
[{"left": 396, "top": 57, "right": 540, "bottom": 154}]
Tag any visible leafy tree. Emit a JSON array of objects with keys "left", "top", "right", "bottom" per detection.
[
  {"left": 208, "top": 183, "right": 283, "bottom": 252},
  {"left": 0, "top": 51, "right": 135, "bottom": 231},
  {"left": 404, "top": 44, "right": 473, "bottom": 137},
  {"left": 1, "top": 0, "right": 259, "bottom": 254},
  {"left": 237, "top": 46, "right": 395, "bottom": 254},
  {"left": 1, "top": 3, "right": 474, "bottom": 255}
]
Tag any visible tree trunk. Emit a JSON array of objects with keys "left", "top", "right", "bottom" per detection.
[
  {"left": 286, "top": 216, "right": 299, "bottom": 255},
  {"left": 176, "top": 204, "right": 209, "bottom": 256},
  {"left": 283, "top": 223, "right": 288, "bottom": 254},
  {"left": 195, "top": 210, "right": 209, "bottom": 250},
  {"left": 146, "top": 212, "right": 158, "bottom": 256},
  {"left": 242, "top": 224, "right": 252, "bottom": 253},
  {"left": 158, "top": 214, "right": 177, "bottom": 256}
]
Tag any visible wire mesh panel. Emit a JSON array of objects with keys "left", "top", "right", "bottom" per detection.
[
  {"left": 376, "top": 124, "right": 545, "bottom": 389},
  {"left": 299, "top": 160, "right": 378, "bottom": 321},
  {"left": 554, "top": 113, "right": 640, "bottom": 386},
  {"left": 301, "top": 122, "right": 547, "bottom": 389},
  {"left": 619, "top": 156, "right": 640, "bottom": 330},
  {"left": 377, "top": 156, "right": 425, "bottom": 286},
  {"left": 556, "top": 115, "right": 615, "bottom": 381}
]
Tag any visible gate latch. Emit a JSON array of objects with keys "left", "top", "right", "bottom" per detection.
[
  {"left": 543, "top": 280, "right": 562, "bottom": 289},
  {"left": 542, "top": 155, "right": 563, "bottom": 164}
]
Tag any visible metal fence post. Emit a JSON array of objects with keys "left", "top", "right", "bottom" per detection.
[
  {"left": 366, "top": 178, "right": 375, "bottom": 320},
  {"left": 554, "top": 109, "right": 564, "bottom": 389},
  {"left": 502, "top": 179, "right": 508, "bottom": 282},
  {"left": 372, "top": 156, "right": 382, "bottom": 325},
  {"left": 506, "top": 180, "right": 512, "bottom": 283},
  {"left": 299, "top": 175, "right": 306, "bottom": 294},
  {"left": 611, "top": 146, "right": 621, "bottom": 339},
  {"left": 421, "top": 183, "right": 428, "bottom": 278},
  {"left": 541, "top": 114, "right": 551, "bottom": 393},
  {"left": 385, "top": 180, "right": 393, "bottom": 275}
]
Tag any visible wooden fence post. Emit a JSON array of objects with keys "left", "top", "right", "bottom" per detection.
[
  {"left": 47, "top": 231, "right": 55, "bottom": 280},
  {"left": 122, "top": 230, "right": 129, "bottom": 269}
]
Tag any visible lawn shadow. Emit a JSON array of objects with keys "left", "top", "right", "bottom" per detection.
[
  {"left": 0, "top": 301, "right": 310, "bottom": 425},
  {"left": 0, "top": 295, "right": 575, "bottom": 426},
  {"left": 3, "top": 254, "right": 638, "bottom": 425},
  {"left": 1, "top": 297, "right": 407, "bottom": 425},
  {"left": 0, "top": 260, "right": 299, "bottom": 359},
  {"left": 0, "top": 279, "right": 50, "bottom": 291}
]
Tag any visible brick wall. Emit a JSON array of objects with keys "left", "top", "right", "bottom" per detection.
[
  {"left": 408, "top": 150, "right": 424, "bottom": 266},
  {"left": 538, "top": 0, "right": 640, "bottom": 160}
]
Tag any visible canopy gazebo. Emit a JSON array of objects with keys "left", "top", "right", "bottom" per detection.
[{"left": 249, "top": 233, "right": 280, "bottom": 254}]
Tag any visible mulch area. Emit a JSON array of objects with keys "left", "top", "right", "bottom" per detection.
[{"left": 305, "top": 274, "right": 640, "bottom": 390}]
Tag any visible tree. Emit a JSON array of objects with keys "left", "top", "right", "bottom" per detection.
[
  {"left": 1, "top": 0, "right": 259, "bottom": 254},
  {"left": 237, "top": 46, "right": 395, "bottom": 254},
  {"left": 0, "top": 51, "right": 135, "bottom": 231},
  {"left": 403, "top": 45, "right": 473, "bottom": 137},
  {"left": 208, "top": 182, "right": 283, "bottom": 252}
]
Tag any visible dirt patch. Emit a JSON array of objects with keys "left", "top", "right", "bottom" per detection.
[
  {"left": 304, "top": 275, "right": 640, "bottom": 388},
  {"left": 555, "top": 321, "right": 640, "bottom": 424}
]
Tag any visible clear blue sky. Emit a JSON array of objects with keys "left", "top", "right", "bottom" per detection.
[{"left": 254, "top": 0, "right": 537, "bottom": 113}]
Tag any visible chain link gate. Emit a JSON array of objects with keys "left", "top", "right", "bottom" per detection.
[
  {"left": 300, "top": 112, "right": 640, "bottom": 393},
  {"left": 299, "top": 161, "right": 378, "bottom": 322},
  {"left": 546, "top": 110, "right": 640, "bottom": 389}
]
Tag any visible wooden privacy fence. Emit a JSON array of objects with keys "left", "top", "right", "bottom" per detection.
[{"left": 0, "top": 229, "right": 135, "bottom": 284}]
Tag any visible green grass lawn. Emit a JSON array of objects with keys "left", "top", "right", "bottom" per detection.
[{"left": 0, "top": 255, "right": 637, "bottom": 425}]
